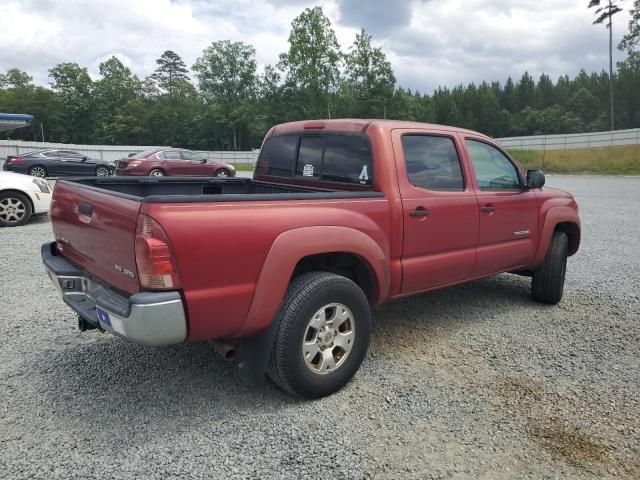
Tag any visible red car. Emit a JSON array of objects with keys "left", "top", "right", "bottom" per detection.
[
  {"left": 43, "top": 119, "right": 580, "bottom": 399},
  {"left": 115, "top": 148, "right": 236, "bottom": 177}
]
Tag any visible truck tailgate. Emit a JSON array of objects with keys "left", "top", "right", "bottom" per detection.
[{"left": 50, "top": 181, "right": 142, "bottom": 294}]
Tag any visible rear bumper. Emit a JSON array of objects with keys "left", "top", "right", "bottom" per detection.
[{"left": 41, "top": 242, "right": 187, "bottom": 345}]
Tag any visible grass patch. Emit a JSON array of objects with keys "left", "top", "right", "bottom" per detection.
[
  {"left": 231, "top": 162, "right": 255, "bottom": 172},
  {"left": 507, "top": 145, "right": 640, "bottom": 175}
]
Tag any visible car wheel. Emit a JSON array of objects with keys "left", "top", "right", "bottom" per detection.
[
  {"left": 95, "top": 166, "right": 111, "bottom": 177},
  {"left": 267, "top": 271, "right": 371, "bottom": 399},
  {"left": 0, "top": 191, "right": 33, "bottom": 227},
  {"left": 215, "top": 169, "right": 230, "bottom": 177},
  {"left": 531, "top": 231, "right": 569, "bottom": 304},
  {"left": 149, "top": 169, "right": 166, "bottom": 177},
  {"left": 29, "top": 166, "right": 47, "bottom": 178}
]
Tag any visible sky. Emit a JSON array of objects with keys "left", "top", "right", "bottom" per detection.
[{"left": 0, "top": 0, "right": 633, "bottom": 93}]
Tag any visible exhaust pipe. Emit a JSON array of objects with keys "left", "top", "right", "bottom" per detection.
[
  {"left": 78, "top": 315, "right": 96, "bottom": 332},
  {"left": 210, "top": 340, "right": 237, "bottom": 361},
  {"left": 77, "top": 315, "right": 103, "bottom": 332}
]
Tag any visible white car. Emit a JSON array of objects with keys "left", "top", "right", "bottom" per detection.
[{"left": 0, "top": 171, "right": 52, "bottom": 227}]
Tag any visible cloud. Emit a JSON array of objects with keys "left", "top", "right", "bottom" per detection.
[
  {"left": 0, "top": 0, "right": 632, "bottom": 94},
  {"left": 337, "top": 0, "right": 414, "bottom": 36}
]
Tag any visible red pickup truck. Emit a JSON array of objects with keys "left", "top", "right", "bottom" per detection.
[{"left": 43, "top": 120, "right": 580, "bottom": 398}]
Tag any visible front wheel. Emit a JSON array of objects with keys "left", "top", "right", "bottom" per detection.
[
  {"left": 0, "top": 191, "right": 33, "bottom": 227},
  {"left": 531, "top": 231, "right": 569, "bottom": 304},
  {"left": 267, "top": 272, "right": 371, "bottom": 399},
  {"left": 149, "top": 169, "right": 166, "bottom": 177},
  {"left": 215, "top": 168, "right": 230, "bottom": 177}
]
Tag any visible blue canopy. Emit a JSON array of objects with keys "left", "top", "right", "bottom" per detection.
[{"left": 0, "top": 113, "right": 33, "bottom": 132}]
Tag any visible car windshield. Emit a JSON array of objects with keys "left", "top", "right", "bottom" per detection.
[{"left": 129, "top": 149, "right": 159, "bottom": 159}]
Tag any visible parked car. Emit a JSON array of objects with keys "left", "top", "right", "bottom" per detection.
[
  {"left": 0, "top": 171, "right": 51, "bottom": 227},
  {"left": 3, "top": 149, "right": 114, "bottom": 178},
  {"left": 115, "top": 148, "right": 236, "bottom": 177},
  {"left": 42, "top": 119, "right": 580, "bottom": 399}
]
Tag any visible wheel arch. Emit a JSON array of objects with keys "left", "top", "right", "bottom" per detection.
[
  {"left": 532, "top": 206, "right": 581, "bottom": 266},
  {"left": 239, "top": 226, "right": 389, "bottom": 337}
]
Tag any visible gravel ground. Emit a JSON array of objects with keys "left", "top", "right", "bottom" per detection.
[{"left": 1, "top": 175, "right": 638, "bottom": 479}]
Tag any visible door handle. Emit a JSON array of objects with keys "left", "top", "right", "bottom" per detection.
[
  {"left": 409, "top": 207, "right": 430, "bottom": 217},
  {"left": 480, "top": 204, "right": 496, "bottom": 213}
]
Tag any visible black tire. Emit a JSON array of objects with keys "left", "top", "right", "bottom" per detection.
[
  {"left": 0, "top": 191, "right": 33, "bottom": 227},
  {"left": 267, "top": 272, "right": 371, "bottom": 399},
  {"left": 95, "top": 166, "right": 111, "bottom": 176},
  {"left": 28, "top": 165, "right": 47, "bottom": 178},
  {"left": 531, "top": 231, "right": 569, "bottom": 304},
  {"left": 215, "top": 168, "right": 230, "bottom": 177},
  {"left": 149, "top": 169, "right": 166, "bottom": 177}
]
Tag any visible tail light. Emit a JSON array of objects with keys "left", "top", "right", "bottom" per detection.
[
  {"left": 8, "top": 156, "right": 24, "bottom": 164},
  {"left": 135, "top": 214, "right": 182, "bottom": 290},
  {"left": 127, "top": 160, "right": 142, "bottom": 167}
]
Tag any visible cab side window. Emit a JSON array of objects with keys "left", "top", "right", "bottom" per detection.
[
  {"left": 465, "top": 140, "right": 521, "bottom": 190},
  {"left": 401, "top": 135, "right": 465, "bottom": 190}
]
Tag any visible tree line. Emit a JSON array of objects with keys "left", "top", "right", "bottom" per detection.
[{"left": 0, "top": 5, "right": 639, "bottom": 151}]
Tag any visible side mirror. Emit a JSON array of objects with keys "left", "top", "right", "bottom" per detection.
[
  {"left": 82, "top": 156, "right": 88, "bottom": 161},
  {"left": 526, "top": 170, "right": 545, "bottom": 189},
  {"left": 201, "top": 159, "right": 208, "bottom": 164}
]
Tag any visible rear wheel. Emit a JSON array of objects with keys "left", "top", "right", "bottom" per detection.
[
  {"left": 267, "top": 272, "right": 371, "bottom": 399},
  {"left": 95, "top": 166, "right": 111, "bottom": 176},
  {"left": 0, "top": 191, "right": 33, "bottom": 227},
  {"left": 29, "top": 166, "right": 47, "bottom": 178},
  {"left": 149, "top": 169, "right": 166, "bottom": 177},
  {"left": 215, "top": 168, "right": 230, "bottom": 177},
  {"left": 531, "top": 231, "right": 569, "bottom": 304}
]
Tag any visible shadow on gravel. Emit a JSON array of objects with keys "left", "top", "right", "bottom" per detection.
[
  {"left": 370, "top": 273, "right": 536, "bottom": 354},
  {"left": 34, "top": 274, "right": 546, "bottom": 428},
  {"left": 35, "top": 338, "right": 298, "bottom": 430}
]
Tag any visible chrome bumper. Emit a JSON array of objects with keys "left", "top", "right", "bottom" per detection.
[{"left": 41, "top": 242, "right": 187, "bottom": 346}]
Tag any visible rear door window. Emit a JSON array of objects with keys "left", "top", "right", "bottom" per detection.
[
  {"left": 401, "top": 135, "right": 465, "bottom": 190},
  {"left": 162, "top": 150, "right": 183, "bottom": 160}
]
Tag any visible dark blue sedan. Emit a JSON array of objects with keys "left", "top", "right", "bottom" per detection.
[{"left": 3, "top": 149, "right": 114, "bottom": 178}]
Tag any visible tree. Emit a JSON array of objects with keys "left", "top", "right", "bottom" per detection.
[
  {"left": 193, "top": 40, "right": 258, "bottom": 150},
  {"left": 620, "top": 0, "right": 640, "bottom": 54},
  {"left": 2, "top": 68, "right": 33, "bottom": 89},
  {"left": 516, "top": 71, "right": 535, "bottom": 111},
  {"left": 93, "top": 57, "right": 141, "bottom": 143},
  {"left": 589, "top": 0, "right": 624, "bottom": 129},
  {"left": 278, "top": 6, "right": 341, "bottom": 118},
  {"left": 48, "top": 63, "right": 94, "bottom": 142},
  {"left": 343, "top": 28, "right": 396, "bottom": 118},
  {"left": 150, "top": 50, "right": 190, "bottom": 100}
]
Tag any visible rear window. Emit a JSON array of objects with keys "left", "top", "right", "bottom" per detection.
[
  {"left": 130, "top": 149, "right": 159, "bottom": 159},
  {"left": 256, "top": 134, "right": 373, "bottom": 186}
]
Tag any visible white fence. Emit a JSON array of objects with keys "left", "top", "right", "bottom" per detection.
[
  {"left": 2, "top": 128, "right": 639, "bottom": 162},
  {"left": 0, "top": 140, "right": 259, "bottom": 164},
  {"left": 497, "top": 128, "right": 640, "bottom": 150}
]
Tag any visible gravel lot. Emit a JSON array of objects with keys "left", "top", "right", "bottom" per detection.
[{"left": 1, "top": 175, "right": 638, "bottom": 479}]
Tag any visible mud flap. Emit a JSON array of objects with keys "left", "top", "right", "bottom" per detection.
[{"left": 236, "top": 317, "right": 280, "bottom": 385}]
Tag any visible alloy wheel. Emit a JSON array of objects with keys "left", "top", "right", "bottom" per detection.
[
  {"left": 302, "top": 303, "right": 356, "bottom": 375},
  {"left": 30, "top": 166, "right": 46, "bottom": 178},
  {"left": 0, "top": 197, "right": 27, "bottom": 224}
]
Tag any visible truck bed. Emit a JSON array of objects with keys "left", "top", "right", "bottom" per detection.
[{"left": 63, "top": 177, "right": 382, "bottom": 203}]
